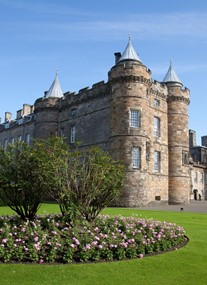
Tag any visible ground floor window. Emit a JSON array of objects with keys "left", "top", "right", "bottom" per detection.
[
  {"left": 154, "top": 151, "right": 160, "bottom": 172},
  {"left": 70, "top": 126, "right": 76, "bottom": 143},
  {"left": 132, "top": 147, "right": 141, "bottom": 169}
]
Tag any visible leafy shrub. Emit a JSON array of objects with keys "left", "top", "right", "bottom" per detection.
[
  {"left": 0, "top": 137, "right": 68, "bottom": 221},
  {"left": 50, "top": 146, "right": 125, "bottom": 225}
]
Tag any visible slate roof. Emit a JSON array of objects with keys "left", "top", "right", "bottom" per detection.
[
  {"left": 45, "top": 72, "right": 63, "bottom": 98},
  {"left": 163, "top": 61, "right": 182, "bottom": 84},
  {"left": 118, "top": 37, "right": 142, "bottom": 63}
]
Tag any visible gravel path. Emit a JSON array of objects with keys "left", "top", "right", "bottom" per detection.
[{"left": 137, "top": 200, "right": 207, "bottom": 213}]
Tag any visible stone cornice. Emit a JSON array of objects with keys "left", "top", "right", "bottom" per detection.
[
  {"left": 167, "top": 95, "right": 190, "bottom": 105},
  {"left": 34, "top": 106, "right": 60, "bottom": 113},
  {"left": 148, "top": 88, "right": 167, "bottom": 100},
  {"left": 109, "top": 75, "right": 150, "bottom": 86}
]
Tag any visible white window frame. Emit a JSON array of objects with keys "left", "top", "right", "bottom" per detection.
[
  {"left": 10, "top": 137, "right": 15, "bottom": 145},
  {"left": 154, "top": 151, "right": 161, "bottom": 172},
  {"left": 194, "top": 172, "right": 198, "bottom": 183},
  {"left": 71, "top": 126, "right": 76, "bottom": 143},
  {"left": 132, "top": 147, "right": 141, "bottom": 169},
  {"left": 130, "top": 110, "right": 140, "bottom": 128},
  {"left": 154, "top": 116, "right": 160, "bottom": 138},
  {"left": 26, "top": 133, "right": 30, "bottom": 145},
  {"left": 200, "top": 173, "right": 204, "bottom": 183},
  {"left": 4, "top": 139, "right": 8, "bottom": 149},
  {"left": 18, "top": 135, "right": 22, "bottom": 142}
]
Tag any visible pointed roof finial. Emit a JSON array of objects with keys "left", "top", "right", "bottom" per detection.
[
  {"left": 117, "top": 37, "right": 142, "bottom": 64},
  {"left": 163, "top": 60, "right": 182, "bottom": 85},
  {"left": 44, "top": 71, "right": 63, "bottom": 98}
]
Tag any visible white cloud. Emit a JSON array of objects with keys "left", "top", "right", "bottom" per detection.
[{"left": 2, "top": 11, "right": 207, "bottom": 43}]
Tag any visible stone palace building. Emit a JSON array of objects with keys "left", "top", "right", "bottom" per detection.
[{"left": 0, "top": 38, "right": 206, "bottom": 206}]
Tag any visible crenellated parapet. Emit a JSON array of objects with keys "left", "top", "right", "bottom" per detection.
[
  {"left": 34, "top": 97, "right": 60, "bottom": 113},
  {"left": 61, "top": 81, "right": 110, "bottom": 110}
]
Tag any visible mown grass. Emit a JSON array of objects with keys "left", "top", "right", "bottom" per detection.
[{"left": 0, "top": 204, "right": 207, "bottom": 285}]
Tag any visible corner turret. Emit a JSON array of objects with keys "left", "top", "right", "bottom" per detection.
[
  {"left": 34, "top": 72, "right": 63, "bottom": 138},
  {"left": 165, "top": 61, "right": 191, "bottom": 204},
  {"left": 108, "top": 38, "right": 152, "bottom": 207}
]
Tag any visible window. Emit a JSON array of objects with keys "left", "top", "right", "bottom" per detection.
[
  {"left": 71, "top": 126, "right": 76, "bottom": 143},
  {"left": 10, "top": 137, "right": 15, "bottom": 145},
  {"left": 60, "top": 128, "right": 65, "bottom": 137},
  {"left": 4, "top": 139, "right": 8, "bottom": 149},
  {"left": 18, "top": 135, "right": 22, "bottom": 142},
  {"left": 130, "top": 110, "right": 140, "bottom": 128},
  {"left": 4, "top": 122, "right": 9, "bottom": 129},
  {"left": 154, "top": 117, "right": 160, "bottom": 138},
  {"left": 194, "top": 172, "right": 198, "bottom": 183},
  {"left": 71, "top": 108, "right": 76, "bottom": 117},
  {"left": 154, "top": 151, "right": 160, "bottom": 172},
  {"left": 200, "top": 173, "right": 204, "bottom": 183},
  {"left": 26, "top": 133, "right": 30, "bottom": 145},
  {"left": 132, "top": 147, "right": 141, "bottom": 168},
  {"left": 17, "top": 118, "right": 24, "bottom": 125},
  {"left": 154, "top": 98, "right": 160, "bottom": 107},
  {"left": 205, "top": 174, "right": 207, "bottom": 185}
]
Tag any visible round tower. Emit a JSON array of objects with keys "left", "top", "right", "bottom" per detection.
[
  {"left": 108, "top": 38, "right": 152, "bottom": 207},
  {"left": 34, "top": 72, "right": 63, "bottom": 139},
  {"left": 164, "top": 61, "right": 191, "bottom": 204}
]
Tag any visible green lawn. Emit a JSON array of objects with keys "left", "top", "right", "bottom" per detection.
[{"left": 0, "top": 204, "right": 207, "bottom": 285}]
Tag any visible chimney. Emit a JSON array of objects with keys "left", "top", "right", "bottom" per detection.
[
  {"left": 189, "top": 129, "right": 197, "bottom": 147},
  {"left": 201, "top": 136, "right": 207, "bottom": 147},
  {"left": 16, "top": 109, "right": 23, "bottom": 119},
  {"left": 4, "top": 112, "right": 12, "bottom": 122},
  {"left": 114, "top": 52, "right": 121, "bottom": 64},
  {"left": 23, "top": 104, "right": 32, "bottom": 116}
]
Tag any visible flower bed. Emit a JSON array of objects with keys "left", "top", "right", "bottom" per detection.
[{"left": 0, "top": 214, "right": 187, "bottom": 264}]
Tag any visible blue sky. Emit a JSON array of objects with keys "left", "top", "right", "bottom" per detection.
[{"left": 0, "top": 0, "right": 207, "bottom": 144}]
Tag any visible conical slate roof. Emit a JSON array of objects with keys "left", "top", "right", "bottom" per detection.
[
  {"left": 45, "top": 72, "right": 63, "bottom": 98},
  {"left": 118, "top": 37, "right": 142, "bottom": 63},
  {"left": 163, "top": 61, "right": 182, "bottom": 85}
]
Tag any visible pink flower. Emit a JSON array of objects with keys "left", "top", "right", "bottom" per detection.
[
  {"left": 34, "top": 236, "right": 39, "bottom": 242},
  {"left": 2, "top": 238, "right": 7, "bottom": 244},
  {"left": 85, "top": 244, "right": 91, "bottom": 250},
  {"left": 34, "top": 243, "right": 40, "bottom": 251},
  {"left": 138, "top": 254, "right": 144, "bottom": 259}
]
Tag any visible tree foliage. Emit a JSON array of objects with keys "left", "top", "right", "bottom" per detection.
[
  {"left": 51, "top": 147, "right": 125, "bottom": 225},
  {"left": 0, "top": 137, "right": 124, "bottom": 224},
  {"left": 0, "top": 137, "right": 67, "bottom": 220}
]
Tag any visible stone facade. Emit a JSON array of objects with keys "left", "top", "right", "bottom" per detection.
[{"left": 0, "top": 39, "right": 200, "bottom": 206}]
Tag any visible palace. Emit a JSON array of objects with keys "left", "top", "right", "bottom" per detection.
[{"left": 0, "top": 38, "right": 206, "bottom": 206}]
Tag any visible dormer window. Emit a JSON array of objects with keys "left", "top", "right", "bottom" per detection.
[
  {"left": 17, "top": 118, "right": 24, "bottom": 125},
  {"left": 4, "top": 122, "right": 10, "bottom": 129}
]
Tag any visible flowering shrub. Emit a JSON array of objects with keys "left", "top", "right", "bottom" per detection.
[{"left": 0, "top": 214, "right": 187, "bottom": 264}]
